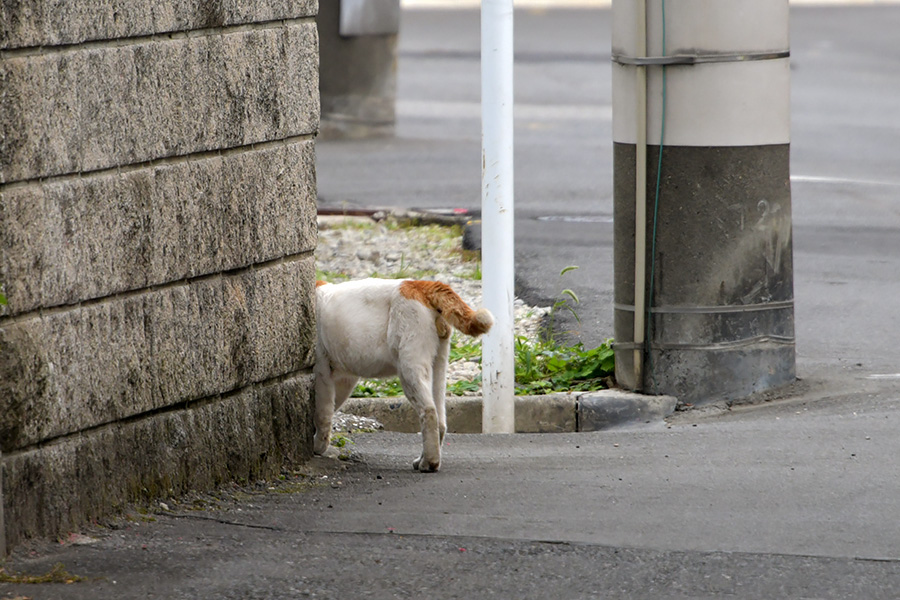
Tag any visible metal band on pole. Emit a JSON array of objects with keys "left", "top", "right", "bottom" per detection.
[
  {"left": 612, "top": 50, "right": 790, "bottom": 66},
  {"left": 614, "top": 335, "right": 795, "bottom": 352},
  {"left": 614, "top": 299, "right": 795, "bottom": 314}
]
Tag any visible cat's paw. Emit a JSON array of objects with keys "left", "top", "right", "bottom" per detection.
[
  {"left": 413, "top": 455, "right": 440, "bottom": 473},
  {"left": 313, "top": 431, "right": 331, "bottom": 456}
]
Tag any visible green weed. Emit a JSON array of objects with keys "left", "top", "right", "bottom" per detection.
[
  {"left": 315, "top": 268, "right": 351, "bottom": 283},
  {"left": 363, "top": 252, "right": 438, "bottom": 280},
  {"left": 447, "top": 377, "right": 482, "bottom": 395},
  {"left": 352, "top": 378, "right": 404, "bottom": 398},
  {"left": 330, "top": 433, "right": 353, "bottom": 448},
  {"left": 543, "top": 265, "right": 581, "bottom": 342},
  {"left": 321, "top": 218, "right": 377, "bottom": 231},
  {"left": 456, "top": 263, "right": 482, "bottom": 280},
  {"left": 350, "top": 337, "right": 615, "bottom": 398},
  {"left": 0, "top": 563, "right": 87, "bottom": 584},
  {"left": 513, "top": 336, "right": 615, "bottom": 395},
  {"left": 448, "top": 333, "right": 482, "bottom": 362}
]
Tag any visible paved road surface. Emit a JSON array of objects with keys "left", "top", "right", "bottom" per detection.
[
  {"left": 4, "top": 392, "right": 900, "bottom": 598},
  {"left": 317, "top": 5, "right": 900, "bottom": 389}
]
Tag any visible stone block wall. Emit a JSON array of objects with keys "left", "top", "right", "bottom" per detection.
[{"left": 0, "top": 0, "right": 320, "bottom": 551}]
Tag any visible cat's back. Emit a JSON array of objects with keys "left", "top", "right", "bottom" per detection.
[
  {"left": 316, "top": 279, "right": 402, "bottom": 373},
  {"left": 317, "top": 278, "right": 403, "bottom": 320}
]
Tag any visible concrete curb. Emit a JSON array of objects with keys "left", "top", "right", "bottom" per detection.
[
  {"left": 577, "top": 390, "right": 679, "bottom": 431},
  {"left": 340, "top": 389, "right": 678, "bottom": 433}
]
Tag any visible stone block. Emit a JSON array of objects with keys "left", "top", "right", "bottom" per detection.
[
  {"left": 577, "top": 389, "right": 678, "bottom": 431},
  {"left": 445, "top": 395, "right": 578, "bottom": 434},
  {"left": 0, "top": 140, "right": 316, "bottom": 315},
  {"left": 447, "top": 397, "right": 483, "bottom": 433},
  {"left": 0, "top": 0, "right": 317, "bottom": 49},
  {"left": 0, "top": 256, "right": 316, "bottom": 451},
  {"left": 1, "top": 372, "right": 314, "bottom": 548},
  {"left": 0, "top": 185, "right": 48, "bottom": 313},
  {"left": 266, "top": 374, "right": 317, "bottom": 466},
  {"left": 0, "top": 23, "right": 319, "bottom": 183},
  {"left": 147, "top": 140, "right": 318, "bottom": 291},
  {"left": 516, "top": 394, "right": 577, "bottom": 433}
]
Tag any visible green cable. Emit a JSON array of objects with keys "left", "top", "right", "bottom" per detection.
[{"left": 645, "top": 0, "right": 666, "bottom": 389}]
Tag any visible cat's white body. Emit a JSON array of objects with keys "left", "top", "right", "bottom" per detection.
[{"left": 314, "top": 278, "right": 493, "bottom": 472}]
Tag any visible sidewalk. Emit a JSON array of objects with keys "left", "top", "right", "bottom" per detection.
[{"left": 3, "top": 386, "right": 900, "bottom": 598}]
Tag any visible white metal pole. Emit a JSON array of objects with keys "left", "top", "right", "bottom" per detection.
[{"left": 481, "top": 0, "right": 515, "bottom": 433}]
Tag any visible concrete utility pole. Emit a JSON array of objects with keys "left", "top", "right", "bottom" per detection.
[
  {"left": 481, "top": 0, "right": 516, "bottom": 433},
  {"left": 611, "top": 0, "right": 795, "bottom": 404},
  {"left": 317, "top": 0, "right": 401, "bottom": 138}
]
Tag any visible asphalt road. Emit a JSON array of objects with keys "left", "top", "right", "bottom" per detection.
[
  {"left": 5, "top": 394, "right": 900, "bottom": 599},
  {"left": 317, "top": 5, "right": 900, "bottom": 389}
]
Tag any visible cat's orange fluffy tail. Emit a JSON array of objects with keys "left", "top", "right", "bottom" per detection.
[{"left": 399, "top": 280, "right": 494, "bottom": 337}]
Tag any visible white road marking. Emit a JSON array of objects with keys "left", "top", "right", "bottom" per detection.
[{"left": 791, "top": 175, "right": 900, "bottom": 187}]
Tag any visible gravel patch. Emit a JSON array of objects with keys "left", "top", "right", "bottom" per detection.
[{"left": 330, "top": 412, "right": 385, "bottom": 433}]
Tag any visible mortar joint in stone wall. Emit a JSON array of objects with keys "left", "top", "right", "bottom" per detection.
[
  {"left": 0, "top": 134, "right": 317, "bottom": 192},
  {"left": 0, "top": 248, "right": 316, "bottom": 326},
  {"left": 0, "top": 16, "right": 318, "bottom": 59},
  {"left": 2, "top": 368, "right": 315, "bottom": 460}
]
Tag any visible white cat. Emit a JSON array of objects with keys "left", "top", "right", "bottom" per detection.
[{"left": 314, "top": 278, "right": 494, "bottom": 472}]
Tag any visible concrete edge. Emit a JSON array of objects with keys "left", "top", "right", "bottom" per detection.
[
  {"left": 577, "top": 390, "right": 679, "bottom": 432},
  {"left": 339, "top": 389, "right": 678, "bottom": 434}
]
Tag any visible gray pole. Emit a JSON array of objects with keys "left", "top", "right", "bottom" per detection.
[
  {"left": 612, "top": 0, "right": 795, "bottom": 404},
  {"left": 317, "top": 0, "right": 400, "bottom": 139}
]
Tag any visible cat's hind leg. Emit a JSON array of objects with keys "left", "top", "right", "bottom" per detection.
[
  {"left": 399, "top": 364, "right": 441, "bottom": 472},
  {"left": 314, "top": 368, "right": 336, "bottom": 455},
  {"left": 333, "top": 375, "right": 359, "bottom": 413},
  {"left": 432, "top": 334, "right": 451, "bottom": 446}
]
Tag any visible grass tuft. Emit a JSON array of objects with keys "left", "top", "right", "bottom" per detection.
[
  {"left": 0, "top": 563, "right": 88, "bottom": 585},
  {"left": 350, "top": 336, "right": 615, "bottom": 398}
]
